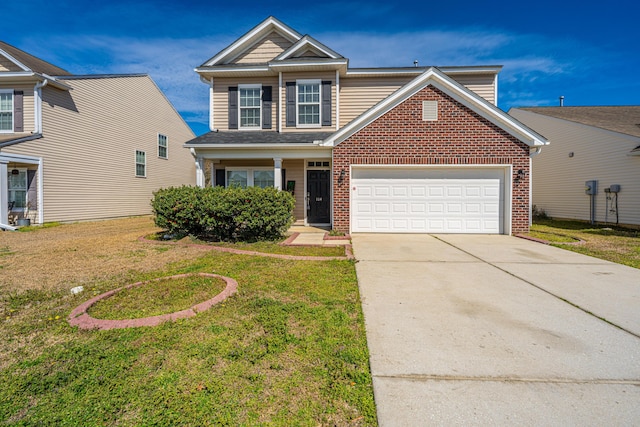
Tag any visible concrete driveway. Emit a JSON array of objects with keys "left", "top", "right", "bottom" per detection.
[{"left": 352, "top": 234, "right": 640, "bottom": 426}]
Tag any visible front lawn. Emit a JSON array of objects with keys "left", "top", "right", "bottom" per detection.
[
  {"left": 0, "top": 218, "right": 376, "bottom": 426},
  {"left": 528, "top": 219, "right": 640, "bottom": 269}
]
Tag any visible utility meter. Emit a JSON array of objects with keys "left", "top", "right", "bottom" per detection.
[{"left": 585, "top": 180, "right": 597, "bottom": 195}]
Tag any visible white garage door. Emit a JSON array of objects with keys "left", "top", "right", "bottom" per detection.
[{"left": 351, "top": 167, "right": 506, "bottom": 233}]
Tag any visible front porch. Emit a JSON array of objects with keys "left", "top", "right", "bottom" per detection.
[{"left": 1, "top": 152, "right": 43, "bottom": 227}]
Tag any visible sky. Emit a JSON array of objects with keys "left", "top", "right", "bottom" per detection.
[{"left": 3, "top": 0, "right": 639, "bottom": 136}]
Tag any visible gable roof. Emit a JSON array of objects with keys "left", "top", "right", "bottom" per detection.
[
  {"left": 273, "top": 35, "right": 344, "bottom": 61},
  {"left": 517, "top": 106, "right": 640, "bottom": 139},
  {"left": 322, "top": 67, "right": 547, "bottom": 148},
  {"left": 0, "top": 41, "right": 71, "bottom": 76},
  {"left": 200, "top": 16, "right": 302, "bottom": 67}
]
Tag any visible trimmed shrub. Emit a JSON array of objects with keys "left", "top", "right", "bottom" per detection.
[{"left": 151, "top": 185, "right": 295, "bottom": 241}]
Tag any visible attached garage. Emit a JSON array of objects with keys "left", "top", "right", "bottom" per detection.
[{"left": 350, "top": 166, "right": 510, "bottom": 234}]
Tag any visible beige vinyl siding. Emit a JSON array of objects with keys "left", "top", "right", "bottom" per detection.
[
  {"left": 280, "top": 71, "right": 336, "bottom": 132},
  {"left": 232, "top": 31, "right": 294, "bottom": 64},
  {"left": 339, "top": 76, "right": 412, "bottom": 127},
  {"left": 511, "top": 109, "right": 640, "bottom": 226},
  {"left": 212, "top": 77, "right": 279, "bottom": 131},
  {"left": 451, "top": 74, "right": 496, "bottom": 104},
  {"left": 0, "top": 83, "right": 34, "bottom": 132},
  {"left": 3, "top": 75, "right": 195, "bottom": 223}
]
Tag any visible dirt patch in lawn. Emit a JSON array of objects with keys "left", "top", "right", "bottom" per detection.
[{"left": 0, "top": 216, "right": 207, "bottom": 293}]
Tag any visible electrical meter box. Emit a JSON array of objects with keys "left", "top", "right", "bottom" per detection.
[
  {"left": 609, "top": 184, "right": 621, "bottom": 193},
  {"left": 585, "top": 180, "right": 598, "bottom": 195}
]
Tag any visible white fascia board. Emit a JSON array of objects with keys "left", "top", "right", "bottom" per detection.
[
  {"left": 274, "top": 35, "right": 343, "bottom": 61},
  {"left": 0, "top": 49, "right": 31, "bottom": 72},
  {"left": 269, "top": 59, "right": 348, "bottom": 69},
  {"left": 184, "top": 143, "right": 323, "bottom": 149},
  {"left": 324, "top": 67, "right": 547, "bottom": 147},
  {"left": 345, "top": 65, "right": 502, "bottom": 77},
  {"left": 0, "top": 152, "right": 42, "bottom": 163},
  {"left": 195, "top": 65, "right": 272, "bottom": 76},
  {"left": 202, "top": 17, "right": 302, "bottom": 66},
  {"left": 188, "top": 146, "right": 332, "bottom": 160}
]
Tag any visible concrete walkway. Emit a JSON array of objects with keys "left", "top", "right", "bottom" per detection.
[{"left": 352, "top": 234, "right": 640, "bottom": 426}]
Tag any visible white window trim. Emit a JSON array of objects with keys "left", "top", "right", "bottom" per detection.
[
  {"left": 158, "top": 133, "right": 168, "bottom": 159},
  {"left": 238, "top": 84, "right": 262, "bottom": 130},
  {"left": 135, "top": 150, "right": 146, "bottom": 178},
  {"left": 296, "top": 79, "right": 321, "bottom": 128},
  {"left": 0, "top": 89, "right": 14, "bottom": 133},
  {"left": 225, "top": 167, "right": 274, "bottom": 188}
]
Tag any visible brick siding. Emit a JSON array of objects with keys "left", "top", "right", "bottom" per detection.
[{"left": 332, "top": 85, "right": 531, "bottom": 233}]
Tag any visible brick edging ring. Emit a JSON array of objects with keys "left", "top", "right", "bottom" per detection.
[{"left": 68, "top": 273, "right": 238, "bottom": 330}]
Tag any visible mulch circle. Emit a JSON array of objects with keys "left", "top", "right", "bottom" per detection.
[{"left": 68, "top": 273, "right": 237, "bottom": 330}]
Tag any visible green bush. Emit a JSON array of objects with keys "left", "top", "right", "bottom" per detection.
[{"left": 151, "top": 185, "right": 295, "bottom": 242}]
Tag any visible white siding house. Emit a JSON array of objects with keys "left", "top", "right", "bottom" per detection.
[{"left": 510, "top": 107, "right": 640, "bottom": 227}]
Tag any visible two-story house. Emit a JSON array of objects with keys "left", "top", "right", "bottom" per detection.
[
  {"left": 0, "top": 41, "right": 196, "bottom": 229},
  {"left": 186, "top": 17, "right": 547, "bottom": 234}
]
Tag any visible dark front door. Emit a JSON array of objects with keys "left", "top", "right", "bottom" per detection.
[{"left": 307, "top": 170, "right": 330, "bottom": 223}]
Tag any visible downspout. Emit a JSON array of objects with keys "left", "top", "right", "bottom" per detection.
[
  {"left": 278, "top": 72, "right": 282, "bottom": 133},
  {"left": 34, "top": 79, "right": 48, "bottom": 133},
  {"left": 335, "top": 70, "right": 340, "bottom": 130},
  {"left": 38, "top": 157, "right": 44, "bottom": 224},
  {"left": 200, "top": 76, "right": 214, "bottom": 131}
]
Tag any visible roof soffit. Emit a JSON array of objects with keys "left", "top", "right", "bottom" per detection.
[
  {"left": 323, "top": 67, "right": 547, "bottom": 148},
  {"left": 201, "top": 17, "right": 302, "bottom": 67}
]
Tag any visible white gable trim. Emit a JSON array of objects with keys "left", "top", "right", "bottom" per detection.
[
  {"left": 202, "top": 17, "right": 302, "bottom": 66},
  {"left": 274, "top": 35, "right": 343, "bottom": 61},
  {"left": 322, "top": 67, "right": 547, "bottom": 148},
  {"left": 0, "top": 48, "right": 31, "bottom": 72}
]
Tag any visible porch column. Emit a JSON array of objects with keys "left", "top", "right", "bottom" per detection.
[
  {"left": 0, "top": 160, "right": 8, "bottom": 225},
  {"left": 273, "top": 158, "right": 282, "bottom": 190},
  {"left": 195, "top": 156, "right": 205, "bottom": 188}
]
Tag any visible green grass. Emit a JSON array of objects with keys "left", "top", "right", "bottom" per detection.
[
  {"left": 88, "top": 275, "right": 227, "bottom": 319},
  {"left": 188, "top": 236, "right": 347, "bottom": 257},
  {"left": 0, "top": 252, "right": 376, "bottom": 425},
  {"left": 530, "top": 219, "right": 640, "bottom": 269},
  {"left": 17, "top": 222, "right": 63, "bottom": 232}
]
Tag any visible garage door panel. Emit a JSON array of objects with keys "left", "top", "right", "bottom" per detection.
[{"left": 352, "top": 170, "right": 505, "bottom": 233}]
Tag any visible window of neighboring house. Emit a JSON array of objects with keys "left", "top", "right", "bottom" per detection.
[
  {"left": 8, "top": 169, "right": 27, "bottom": 208},
  {"left": 135, "top": 150, "right": 146, "bottom": 177},
  {"left": 158, "top": 134, "right": 168, "bottom": 159},
  {"left": 226, "top": 168, "right": 274, "bottom": 189},
  {"left": 239, "top": 85, "right": 261, "bottom": 129},
  {"left": 297, "top": 80, "right": 320, "bottom": 127},
  {"left": 0, "top": 90, "right": 13, "bottom": 132}
]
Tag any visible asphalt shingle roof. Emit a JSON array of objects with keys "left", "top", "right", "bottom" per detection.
[
  {"left": 0, "top": 41, "right": 71, "bottom": 76},
  {"left": 185, "top": 131, "right": 335, "bottom": 145},
  {"left": 519, "top": 106, "right": 640, "bottom": 138}
]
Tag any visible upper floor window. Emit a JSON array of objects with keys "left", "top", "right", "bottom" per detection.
[
  {"left": 239, "top": 85, "right": 261, "bottom": 129},
  {"left": 158, "top": 134, "right": 168, "bottom": 159},
  {"left": 0, "top": 90, "right": 13, "bottom": 132},
  {"left": 135, "top": 150, "right": 146, "bottom": 177},
  {"left": 297, "top": 81, "right": 320, "bottom": 126}
]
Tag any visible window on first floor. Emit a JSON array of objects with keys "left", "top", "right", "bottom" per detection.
[
  {"left": 0, "top": 90, "right": 13, "bottom": 132},
  {"left": 135, "top": 150, "right": 146, "bottom": 177},
  {"left": 8, "top": 168, "right": 27, "bottom": 208},
  {"left": 158, "top": 134, "right": 168, "bottom": 159},
  {"left": 226, "top": 168, "right": 274, "bottom": 189}
]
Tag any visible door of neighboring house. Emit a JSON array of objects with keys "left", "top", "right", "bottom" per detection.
[{"left": 307, "top": 170, "right": 330, "bottom": 224}]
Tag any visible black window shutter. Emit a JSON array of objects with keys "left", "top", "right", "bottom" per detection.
[
  {"left": 27, "top": 170, "right": 37, "bottom": 210},
  {"left": 228, "top": 87, "right": 238, "bottom": 129},
  {"left": 215, "top": 169, "right": 226, "bottom": 187},
  {"left": 262, "top": 86, "right": 272, "bottom": 129},
  {"left": 286, "top": 82, "right": 296, "bottom": 127},
  {"left": 321, "top": 81, "right": 331, "bottom": 126},
  {"left": 14, "top": 90, "right": 24, "bottom": 132}
]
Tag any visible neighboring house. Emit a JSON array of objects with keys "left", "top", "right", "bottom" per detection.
[
  {"left": 0, "top": 41, "right": 196, "bottom": 228},
  {"left": 187, "top": 17, "right": 547, "bottom": 234},
  {"left": 510, "top": 106, "right": 640, "bottom": 227}
]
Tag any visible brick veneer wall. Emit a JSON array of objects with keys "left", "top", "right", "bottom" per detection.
[{"left": 332, "top": 85, "right": 531, "bottom": 233}]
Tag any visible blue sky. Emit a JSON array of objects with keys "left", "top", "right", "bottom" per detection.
[{"left": 3, "top": 0, "right": 638, "bottom": 135}]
